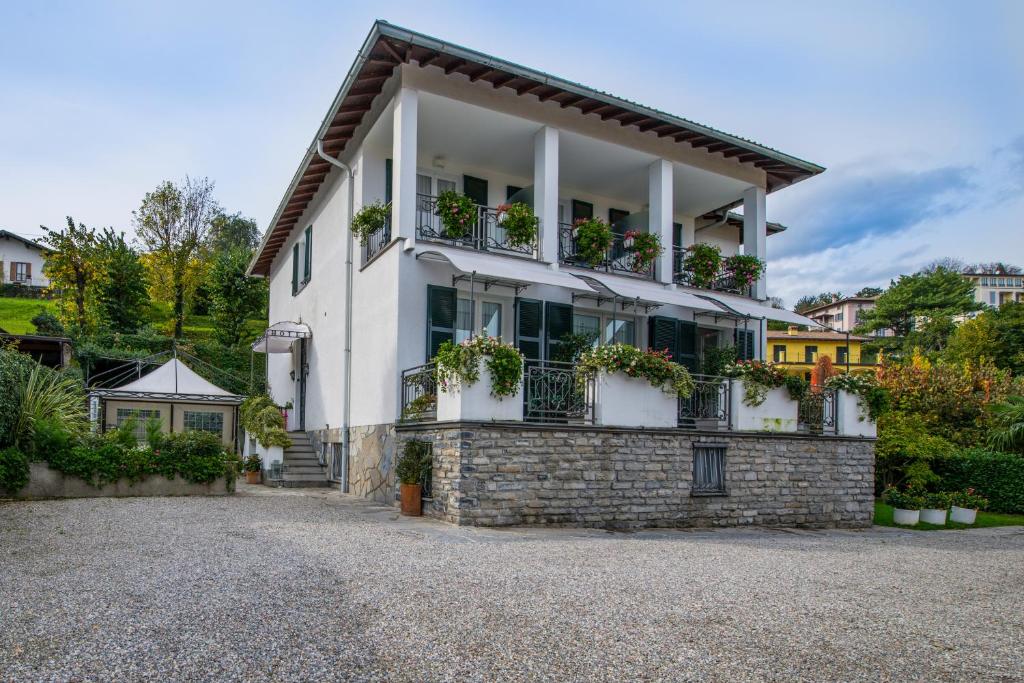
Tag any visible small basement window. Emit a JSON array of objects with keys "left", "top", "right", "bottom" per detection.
[{"left": 692, "top": 445, "right": 726, "bottom": 495}]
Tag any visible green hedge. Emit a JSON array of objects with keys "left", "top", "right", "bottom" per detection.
[{"left": 935, "top": 448, "right": 1024, "bottom": 514}]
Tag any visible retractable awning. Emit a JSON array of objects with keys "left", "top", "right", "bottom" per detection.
[
  {"left": 697, "top": 292, "right": 825, "bottom": 328},
  {"left": 252, "top": 321, "right": 312, "bottom": 353},
  {"left": 416, "top": 247, "right": 598, "bottom": 294}
]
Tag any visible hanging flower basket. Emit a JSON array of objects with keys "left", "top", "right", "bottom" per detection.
[
  {"left": 572, "top": 218, "right": 613, "bottom": 266},
  {"left": 722, "top": 254, "right": 765, "bottom": 291},
  {"left": 682, "top": 243, "right": 722, "bottom": 289},
  {"left": 435, "top": 190, "right": 477, "bottom": 239},
  {"left": 496, "top": 202, "right": 538, "bottom": 248},
  {"left": 624, "top": 230, "right": 663, "bottom": 274}
]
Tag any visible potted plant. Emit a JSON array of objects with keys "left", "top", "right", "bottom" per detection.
[
  {"left": 920, "top": 491, "right": 950, "bottom": 525},
  {"left": 682, "top": 243, "right": 722, "bottom": 289},
  {"left": 243, "top": 454, "right": 262, "bottom": 484},
  {"left": 722, "top": 254, "right": 765, "bottom": 292},
  {"left": 396, "top": 441, "right": 432, "bottom": 516},
  {"left": 721, "top": 360, "right": 800, "bottom": 432},
  {"left": 882, "top": 486, "right": 923, "bottom": 526},
  {"left": 496, "top": 202, "right": 538, "bottom": 248},
  {"left": 950, "top": 488, "right": 988, "bottom": 525},
  {"left": 571, "top": 217, "right": 613, "bottom": 266},
  {"left": 434, "top": 335, "right": 524, "bottom": 421},
  {"left": 435, "top": 190, "right": 477, "bottom": 239},
  {"left": 624, "top": 230, "right": 663, "bottom": 274},
  {"left": 350, "top": 201, "right": 391, "bottom": 245}
]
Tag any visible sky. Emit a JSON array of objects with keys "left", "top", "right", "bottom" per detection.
[{"left": 1, "top": 0, "right": 1022, "bottom": 307}]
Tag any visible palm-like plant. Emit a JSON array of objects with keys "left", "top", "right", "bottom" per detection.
[
  {"left": 988, "top": 396, "right": 1024, "bottom": 454},
  {"left": 13, "top": 364, "right": 88, "bottom": 449}
]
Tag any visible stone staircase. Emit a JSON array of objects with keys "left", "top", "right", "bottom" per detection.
[{"left": 277, "top": 432, "right": 329, "bottom": 488}]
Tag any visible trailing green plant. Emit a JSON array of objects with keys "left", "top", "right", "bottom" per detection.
[
  {"left": 243, "top": 454, "right": 262, "bottom": 473},
  {"left": 721, "top": 360, "right": 788, "bottom": 406},
  {"left": 350, "top": 201, "right": 391, "bottom": 245},
  {"left": 949, "top": 487, "right": 988, "bottom": 511},
  {"left": 987, "top": 396, "right": 1024, "bottom": 454},
  {"left": 396, "top": 440, "right": 432, "bottom": 486},
  {"left": 623, "top": 230, "right": 663, "bottom": 273},
  {"left": 239, "top": 394, "right": 292, "bottom": 448},
  {"left": 435, "top": 190, "right": 477, "bottom": 238},
  {"left": 496, "top": 202, "right": 538, "bottom": 248},
  {"left": 825, "top": 372, "right": 889, "bottom": 421},
  {"left": 933, "top": 448, "right": 1024, "bottom": 514},
  {"left": 881, "top": 485, "right": 924, "bottom": 511},
  {"left": 577, "top": 344, "right": 694, "bottom": 398},
  {"left": 571, "top": 218, "right": 613, "bottom": 266},
  {"left": 722, "top": 254, "right": 765, "bottom": 291},
  {"left": 683, "top": 243, "right": 722, "bottom": 289},
  {"left": 12, "top": 362, "right": 88, "bottom": 450},
  {"left": 0, "top": 446, "right": 29, "bottom": 494},
  {"left": 434, "top": 335, "right": 524, "bottom": 399}
]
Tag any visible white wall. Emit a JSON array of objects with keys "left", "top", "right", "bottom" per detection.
[{"left": 0, "top": 235, "right": 49, "bottom": 287}]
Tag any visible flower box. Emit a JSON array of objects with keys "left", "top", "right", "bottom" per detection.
[
  {"left": 836, "top": 389, "right": 877, "bottom": 438},
  {"left": 729, "top": 380, "right": 798, "bottom": 432},
  {"left": 591, "top": 371, "right": 677, "bottom": 428},
  {"left": 436, "top": 358, "right": 523, "bottom": 422}
]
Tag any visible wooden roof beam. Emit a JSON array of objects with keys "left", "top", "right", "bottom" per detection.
[
  {"left": 579, "top": 100, "right": 607, "bottom": 115},
  {"left": 537, "top": 88, "right": 562, "bottom": 102},
  {"left": 598, "top": 106, "right": 625, "bottom": 120},
  {"left": 444, "top": 58, "right": 466, "bottom": 74},
  {"left": 516, "top": 81, "right": 543, "bottom": 96},
  {"left": 379, "top": 39, "right": 407, "bottom": 64},
  {"left": 418, "top": 51, "right": 440, "bottom": 67},
  {"left": 673, "top": 131, "right": 702, "bottom": 142},
  {"left": 469, "top": 67, "right": 496, "bottom": 82},
  {"left": 704, "top": 142, "right": 733, "bottom": 153},
  {"left": 491, "top": 73, "right": 517, "bottom": 89},
  {"left": 559, "top": 94, "right": 585, "bottom": 109}
]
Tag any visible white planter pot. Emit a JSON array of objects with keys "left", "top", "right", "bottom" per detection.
[
  {"left": 729, "top": 380, "right": 798, "bottom": 433},
  {"left": 950, "top": 506, "right": 978, "bottom": 525},
  {"left": 836, "top": 389, "right": 877, "bottom": 438},
  {"left": 892, "top": 508, "right": 920, "bottom": 526},
  {"left": 243, "top": 431, "right": 284, "bottom": 466},
  {"left": 591, "top": 371, "right": 677, "bottom": 428},
  {"left": 436, "top": 358, "right": 523, "bottom": 423},
  {"left": 920, "top": 508, "right": 947, "bottom": 525}
]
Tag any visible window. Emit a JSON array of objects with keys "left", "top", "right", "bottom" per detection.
[
  {"left": 773, "top": 344, "right": 787, "bottom": 362},
  {"left": 605, "top": 319, "right": 634, "bottom": 345},
  {"left": 835, "top": 311, "right": 844, "bottom": 323},
  {"left": 302, "top": 226, "right": 312, "bottom": 284},
  {"left": 291, "top": 243, "right": 299, "bottom": 295},
  {"left": 981, "top": 277, "right": 988, "bottom": 286},
  {"left": 481, "top": 302, "right": 502, "bottom": 338},
  {"left": 837, "top": 346, "right": 848, "bottom": 364},
  {"left": 183, "top": 410, "right": 224, "bottom": 436},
  {"left": 990, "top": 292, "right": 997, "bottom": 305},
  {"left": 573, "top": 313, "right": 600, "bottom": 343},
  {"left": 10, "top": 262, "right": 30, "bottom": 282},
  {"left": 115, "top": 408, "right": 160, "bottom": 440},
  {"left": 455, "top": 298, "right": 473, "bottom": 343},
  {"left": 692, "top": 446, "right": 726, "bottom": 495},
  {"left": 804, "top": 345, "right": 818, "bottom": 364}
]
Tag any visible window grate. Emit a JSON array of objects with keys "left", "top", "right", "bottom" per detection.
[{"left": 692, "top": 446, "right": 726, "bottom": 494}]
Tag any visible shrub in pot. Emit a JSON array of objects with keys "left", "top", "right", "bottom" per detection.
[
  {"left": 623, "top": 230, "right": 663, "bottom": 274},
  {"left": 571, "top": 217, "right": 613, "bottom": 266},
  {"left": 682, "top": 243, "right": 722, "bottom": 289},
  {"left": 496, "top": 202, "right": 538, "bottom": 248},
  {"left": 350, "top": 201, "right": 391, "bottom": 245},
  {"left": 435, "top": 190, "right": 477, "bottom": 238},
  {"left": 243, "top": 454, "right": 262, "bottom": 484},
  {"left": 920, "top": 491, "right": 950, "bottom": 525},
  {"left": 882, "top": 485, "right": 923, "bottom": 526},
  {"left": 396, "top": 441, "right": 432, "bottom": 516},
  {"left": 949, "top": 488, "right": 988, "bottom": 525}
]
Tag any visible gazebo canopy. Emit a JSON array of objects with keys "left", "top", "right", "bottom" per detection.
[{"left": 89, "top": 358, "right": 243, "bottom": 404}]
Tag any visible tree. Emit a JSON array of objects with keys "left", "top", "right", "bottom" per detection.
[
  {"left": 40, "top": 217, "right": 100, "bottom": 335},
  {"left": 964, "top": 262, "right": 1022, "bottom": 275},
  {"left": 945, "top": 302, "right": 1024, "bottom": 375},
  {"left": 31, "top": 309, "right": 65, "bottom": 337},
  {"left": 209, "top": 211, "right": 260, "bottom": 253},
  {"left": 854, "top": 286, "right": 883, "bottom": 298},
  {"left": 134, "top": 177, "right": 219, "bottom": 338},
  {"left": 209, "top": 247, "right": 267, "bottom": 346},
  {"left": 95, "top": 228, "right": 148, "bottom": 333},
  {"left": 794, "top": 292, "right": 843, "bottom": 313}
]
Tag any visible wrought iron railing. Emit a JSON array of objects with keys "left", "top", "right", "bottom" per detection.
[
  {"left": 671, "top": 245, "right": 751, "bottom": 296},
  {"left": 798, "top": 387, "right": 837, "bottom": 435},
  {"left": 362, "top": 211, "right": 392, "bottom": 263},
  {"left": 415, "top": 194, "right": 536, "bottom": 256},
  {"left": 523, "top": 360, "right": 594, "bottom": 424},
  {"left": 557, "top": 223, "right": 657, "bottom": 279},
  {"left": 678, "top": 375, "right": 731, "bottom": 430},
  {"left": 400, "top": 363, "right": 437, "bottom": 422}
]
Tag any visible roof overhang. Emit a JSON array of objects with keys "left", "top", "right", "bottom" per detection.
[{"left": 249, "top": 20, "right": 825, "bottom": 276}]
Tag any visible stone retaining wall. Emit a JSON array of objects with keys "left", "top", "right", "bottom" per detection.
[
  {"left": 6, "top": 463, "right": 232, "bottom": 500},
  {"left": 396, "top": 422, "right": 874, "bottom": 529}
]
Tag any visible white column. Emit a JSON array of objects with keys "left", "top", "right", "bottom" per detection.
[
  {"left": 742, "top": 186, "right": 767, "bottom": 300},
  {"left": 534, "top": 126, "right": 559, "bottom": 264},
  {"left": 649, "top": 159, "right": 673, "bottom": 284},
  {"left": 393, "top": 87, "right": 419, "bottom": 250}
]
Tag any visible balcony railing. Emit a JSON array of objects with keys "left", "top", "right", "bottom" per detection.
[
  {"left": 362, "top": 211, "right": 392, "bottom": 263},
  {"left": 416, "top": 194, "right": 536, "bottom": 256},
  {"left": 678, "top": 375, "right": 731, "bottom": 430},
  {"left": 400, "top": 363, "right": 437, "bottom": 422},
  {"left": 671, "top": 246, "right": 751, "bottom": 296},
  {"left": 798, "top": 387, "right": 837, "bottom": 435},
  {"left": 557, "top": 224, "right": 656, "bottom": 279},
  {"left": 524, "top": 360, "right": 594, "bottom": 424}
]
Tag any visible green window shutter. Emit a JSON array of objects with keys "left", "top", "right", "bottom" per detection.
[
  {"left": 304, "top": 226, "right": 312, "bottom": 283},
  {"left": 544, "top": 301, "right": 573, "bottom": 361},
  {"left": 678, "top": 321, "right": 698, "bottom": 372},
  {"left": 735, "top": 329, "right": 755, "bottom": 361},
  {"left": 648, "top": 316, "right": 679, "bottom": 362},
  {"left": 515, "top": 298, "right": 543, "bottom": 361},
  {"left": 426, "top": 285, "right": 457, "bottom": 360},
  {"left": 291, "top": 243, "right": 299, "bottom": 295},
  {"left": 385, "top": 159, "right": 393, "bottom": 204}
]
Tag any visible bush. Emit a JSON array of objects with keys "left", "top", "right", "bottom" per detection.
[
  {"left": 0, "top": 447, "right": 30, "bottom": 494},
  {"left": 934, "top": 448, "right": 1024, "bottom": 514},
  {"left": 571, "top": 218, "right": 613, "bottom": 266},
  {"left": 496, "top": 202, "right": 538, "bottom": 248},
  {"left": 239, "top": 394, "right": 291, "bottom": 448},
  {"left": 434, "top": 336, "right": 524, "bottom": 399},
  {"left": 350, "top": 201, "right": 391, "bottom": 244},
  {"left": 875, "top": 412, "right": 957, "bottom": 492},
  {"left": 0, "top": 349, "right": 37, "bottom": 447},
  {"left": 578, "top": 344, "right": 694, "bottom": 398},
  {"left": 396, "top": 441, "right": 431, "bottom": 486}
]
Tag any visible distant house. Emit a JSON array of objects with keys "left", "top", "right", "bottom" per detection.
[
  {"left": 962, "top": 271, "right": 1024, "bottom": 308},
  {"left": 0, "top": 330, "right": 72, "bottom": 368},
  {"left": 767, "top": 327, "right": 876, "bottom": 379},
  {"left": 800, "top": 295, "right": 892, "bottom": 337},
  {"left": 0, "top": 230, "right": 50, "bottom": 289}
]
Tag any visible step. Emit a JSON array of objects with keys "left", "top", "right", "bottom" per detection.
[
  {"left": 282, "top": 455, "right": 322, "bottom": 465},
  {"left": 281, "top": 472, "right": 329, "bottom": 482},
  {"left": 283, "top": 465, "right": 326, "bottom": 475},
  {"left": 284, "top": 446, "right": 315, "bottom": 455}
]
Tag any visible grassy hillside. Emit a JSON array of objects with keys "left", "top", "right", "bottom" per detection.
[{"left": 0, "top": 297, "right": 57, "bottom": 334}]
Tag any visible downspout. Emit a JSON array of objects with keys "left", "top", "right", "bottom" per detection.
[{"left": 316, "top": 140, "right": 355, "bottom": 493}]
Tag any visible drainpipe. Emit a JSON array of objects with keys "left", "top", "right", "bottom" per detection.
[{"left": 316, "top": 140, "right": 354, "bottom": 493}]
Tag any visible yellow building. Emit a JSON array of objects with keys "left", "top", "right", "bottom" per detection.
[{"left": 766, "top": 327, "right": 876, "bottom": 379}]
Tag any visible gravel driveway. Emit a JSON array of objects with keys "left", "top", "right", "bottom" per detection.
[{"left": 1, "top": 486, "right": 1022, "bottom": 682}]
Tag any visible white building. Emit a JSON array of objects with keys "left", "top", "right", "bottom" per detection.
[
  {"left": 248, "top": 22, "right": 826, "bottom": 494},
  {"left": 0, "top": 229, "right": 49, "bottom": 288},
  {"left": 963, "top": 271, "right": 1024, "bottom": 308}
]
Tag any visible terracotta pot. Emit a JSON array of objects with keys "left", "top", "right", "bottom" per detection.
[
  {"left": 400, "top": 483, "right": 423, "bottom": 516},
  {"left": 245, "top": 470, "right": 261, "bottom": 485}
]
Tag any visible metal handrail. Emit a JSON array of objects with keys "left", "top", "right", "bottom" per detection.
[
  {"left": 798, "top": 387, "right": 837, "bottom": 435},
  {"left": 523, "top": 359, "right": 593, "bottom": 424},
  {"left": 678, "top": 374, "right": 731, "bottom": 430},
  {"left": 400, "top": 363, "right": 437, "bottom": 422},
  {"left": 671, "top": 245, "right": 751, "bottom": 296},
  {"left": 362, "top": 210, "right": 392, "bottom": 263},
  {"left": 415, "top": 194, "right": 536, "bottom": 256},
  {"left": 557, "top": 223, "right": 657, "bottom": 279}
]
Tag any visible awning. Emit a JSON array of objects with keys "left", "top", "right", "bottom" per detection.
[
  {"left": 416, "top": 247, "right": 598, "bottom": 294},
  {"left": 696, "top": 291, "right": 825, "bottom": 327},
  {"left": 568, "top": 273, "right": 729, "bottom": 315},
  {"left": 252, "top": 321, "right": 312, "bottom": 353}
]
